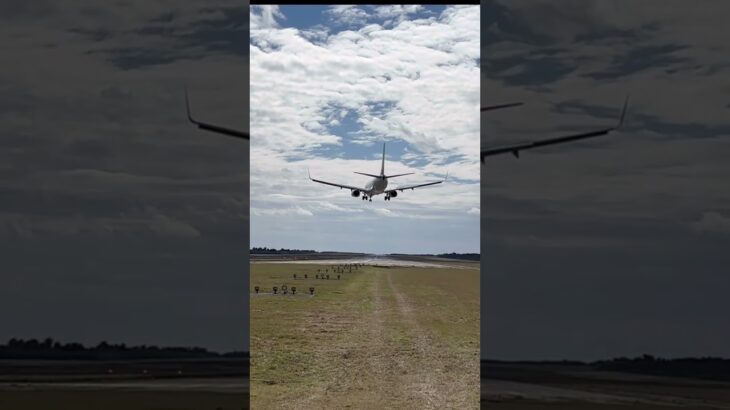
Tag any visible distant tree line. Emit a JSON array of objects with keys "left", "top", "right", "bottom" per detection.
[
  {"left": 251, "top": 247, "right": 316, "bottom": 254},
  {"left": 0, "top": 338, "right": 248, "bottom": 360},
  {"left": 485, "top": 355, "right": 730, "bottom": 381},
  {"left": 594, "top": 355, "right": 730, "bottom": 381},
  {"left": 390, "top": 252, "right": 480, "bottom": 261},
  {"left": 436, "top": 252, "right": 480, "bottom": 261}
]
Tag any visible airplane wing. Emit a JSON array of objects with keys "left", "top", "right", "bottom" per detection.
[
  {"left": 308, "top": 170, "right": 366, "bottom": 192},
  {"left": 481, "top": 97, "right": 629, "bottom": 162},
  {"left": 185, "top": 88, "right": 249, "bottom": 140},
  {"left": 481, "top": 102, "right": 524, "bottom": 111},
  {"left": 386, "top": 173, "right": 448, "bottom": 193}
]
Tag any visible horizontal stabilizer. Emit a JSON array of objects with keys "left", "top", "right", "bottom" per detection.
[{"left": 354, "top": 172, "right": 381, "bottom": 178}]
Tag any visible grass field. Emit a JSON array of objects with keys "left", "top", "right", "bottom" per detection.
[
  {"left": 0, "top": 358, "right": 248, "bottom": 410},
  {"left": 0, "top": 391, "right": 246, "bottom": 410},
  {"left": 250, "top": 261, "right": 480, "bottom": 409},
  {"left": 481, "top": 362, "right": 730, "bottom": 409}
]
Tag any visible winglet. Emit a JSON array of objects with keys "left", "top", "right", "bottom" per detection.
[
  {"left": 184, "top": 85, "right": 194, "bottom": 123},
  {"left": 444, "top": 171, "right": 449, "bottom": 182},
  {"left": 307, "top": 167, "right": 312, "bottom": 180},
  {"left": 617, "top": 95, "right": 629, "bottom": 129},
  {"left": 184, "top": 86, "right": 250, "bottom": 140}
]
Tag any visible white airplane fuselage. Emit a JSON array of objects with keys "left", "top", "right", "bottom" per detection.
[
  {"left": 364, "top": 177, "right": 388, "bottom": 196},
  {"left": 308, "top": 142, "right": 445, "bottom": 201}
]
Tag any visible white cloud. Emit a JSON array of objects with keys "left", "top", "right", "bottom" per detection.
[
  {"left": 250, "top": 6, "right": 480, "bottom": 252},
  {"left": 148, "top": 213, "right": 201, "bottom": 238},
  {"left": 251, "top": 5, "right": 284, "bottom": 30},
  {"left": 251, "top": 206, "right": 314, "bottom": 217},
  {"left": 326, "top": 5, "right": 371, "bottom": 26},
  {"left": 690, "top": 212, "right": 730, "bottom": 235},
  {"left": 373, "top": 208, "right": 393, "bottom": 217}
]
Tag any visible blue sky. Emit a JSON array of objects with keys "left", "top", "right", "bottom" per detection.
[
  {"left": 278, "top": 5, "right": 446, "bottom": 32},
  {"left": 249, "top": 5, "right": 480, "bottom": 254}
]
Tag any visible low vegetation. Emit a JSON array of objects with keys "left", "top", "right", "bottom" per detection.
[
  {"left": 250, "top": 261, "right": 479, "bottom": 409},
  {"left": 0, "top": 338, "right": 247, "bottom": 360}
]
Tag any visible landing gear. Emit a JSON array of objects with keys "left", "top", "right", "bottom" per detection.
[{"left": 369, "top": 198, "right": 372, "bottom": 202}]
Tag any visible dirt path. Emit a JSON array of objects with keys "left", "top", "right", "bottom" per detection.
[
  {"left": 251, "top": 265, "right": 479, "bottom": 409},
  {"left": 385, "top": 270, "right": 443, "bottom": 408},
  {"left": 385, "top": 269, "right": 477, "bottom": 409},
  {"left": 325, "top": 268, "right": 476, "bottom": 409}
]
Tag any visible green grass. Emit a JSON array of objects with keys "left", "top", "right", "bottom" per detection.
[
  {"left": 250, "top": 261, "right": 479, "bottom": 409},
  {"left": 0, "top": 391, "right": 247, "bottom": 410}
]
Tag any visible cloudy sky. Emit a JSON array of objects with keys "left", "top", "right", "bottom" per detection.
[
  {"left": 249, "top": 5, "right": 480, "bottom": 255},
  {"left": 4, "top": 0, "right": 729, "bottom": 363},
  {"left": 481, "top": 0, "right": 730, "bottom": 360},
  {"left": 0, "top": 1, "right": 249, "bottom": 352}
]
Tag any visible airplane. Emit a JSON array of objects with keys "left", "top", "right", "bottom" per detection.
[
  {"left": 185, "top": 88, "right": 628, "bottom": 169},
  {"left": 184, "top": 89, "right": 627, "bottom": 159},
  {"left": 481, "top": 97, "right": 629, "bottom": 162},
  {"left": 308, "top": 143, "right": 447, "bottom": 202},
  {"left": 185, "top": 88, "right": 249, "bottom": 140},
  {"left": 185, "top": 90, "right": 444, "bottom": 202}
]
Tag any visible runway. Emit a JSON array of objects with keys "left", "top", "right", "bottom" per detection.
[
  {"left": 0, "top": 377, "right": 247, "bottom": 393},
  {"left": 254, "top": 256, "right": 474, "bottom": 269},
  {"left": 482, "top": 361, "right": 730, "bottom": 409}
]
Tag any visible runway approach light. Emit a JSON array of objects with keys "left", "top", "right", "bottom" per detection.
[
  {"left": 305, "top": 274, "right": 308, "bottom": 279},
  {"left": 254, "top": 286, "right": 259, "bottom": 294},
  {"left": 326, "top": 274, "right": 330, "bottom": 280},
  {"left": 273, "top": 286, "right": 278, "bottom": 294},
  {"left": 309, "top": 287, "right": 315, "bottom": 295},
  {"left": 337, "top": 275, "right": 340, "bottom": 280},
  {"left": 292, "top": 287, "right": 296, "bottom": 294},
  {"left": 316, "top": 274, "right": 319, "bottom": 279},
  {"left": 293, "top": 274, "right": 296, "bottom": 279},
  {"left": 282, "top": 285, "right": 288, "bottom": 294}
]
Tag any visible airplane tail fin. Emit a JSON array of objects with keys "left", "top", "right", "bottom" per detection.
[{"left": 380, "top": 142, "right": 386, "bottom": 176}]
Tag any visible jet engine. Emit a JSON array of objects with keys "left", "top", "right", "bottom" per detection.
[
  {"left": 389, "top": 191, "right": 397, "bottom": 198},
  {"left": 351, "top": 190, "right": 361, "bottom": 197}
]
